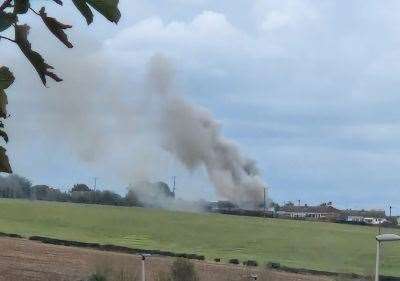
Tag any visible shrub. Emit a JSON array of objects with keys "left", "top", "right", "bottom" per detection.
[
  {"left": 85, "top": 257, "right": 138, "bottom": 281},
  {"left": 214, "top": 258, "right": 221, "bottom": 262},
  {"left": 243, "top": 260, "right": 258, "bottom": 267},
  {"left": 229, "top": 259, "right": 240, "bottom": 265},
  {"left": 71, "top": 184, "right": 91, "bottom": 192},
  {"left": 266, "top": 262, "right": 281, "bottom": 269},
  {"left": 170, "top": 258, "right": 199, "bottom": 281},
  {"left": 86, "top": 273, "right": 107, "bottom": 281}
]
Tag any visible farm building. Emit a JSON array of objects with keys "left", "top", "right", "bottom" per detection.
[
  {"left": 207, "top": 201, "right": 238, "bottom": 212},
  {"left": 341, "top": 209, "right": 388, "bottom": 225},
  {"left": 206, "top": 201, "right": 275, "bottom": 218},
  {"left": 277, "top": 204, "right": 341, "bottom": 220}
]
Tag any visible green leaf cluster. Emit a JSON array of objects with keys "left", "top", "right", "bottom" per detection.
[
  {"left": 73, "top": 0, "right": 120, "bottom": 25},
  {"left": 0, "top": 66, "right": 13, "bottom": 173}
]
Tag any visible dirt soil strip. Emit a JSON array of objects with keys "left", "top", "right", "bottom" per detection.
[{"left": 0, "top": 237, "right": 334, "bottom": 281}]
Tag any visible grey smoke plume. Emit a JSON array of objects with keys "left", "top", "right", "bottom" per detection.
[
  {"left": 147, "top": 55, "right": 266, "bottom": 207},
  {"left": 37, "top": 50, "right": 266, "bottom": 207}
]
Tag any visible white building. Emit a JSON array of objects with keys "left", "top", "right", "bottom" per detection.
[{"left": 342, "top": 210, "right": 388, "bottom": 225}]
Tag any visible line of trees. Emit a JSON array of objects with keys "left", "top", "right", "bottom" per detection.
[{"left": 0, "top": 174, "right": 141, "bottom": 207}]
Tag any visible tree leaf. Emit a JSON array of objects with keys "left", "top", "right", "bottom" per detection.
[
  {"left": 0, "top": 89, "right": 8, "bottom": 119},
  {"left": 86, "top": 0, "right": 120, "bottom": 24},
  {"left": 14, "top": 0, "right": 30, "bottom": 14},
  {"left": 39, "top": 7, "right": 73, "bottom": 48},
  {"left": 0, "top": 12, "right": 16, "bottom": 32},
  {"left": 72, "top": 0, "right": 93, "bottom": 25},
  {"left": 72, "top": 0, "right": 120, "bottom": 25},
  {"left": 0, "top": 130, "right": 8, "bottom": 143},
  {"left": 14, "top": 24, "right": 62, "bottom": 85},
  {"left": 51, "top": 0, "right": 63, "bottom": 5},
  {"left": 0, "top": 66, "right": 15, "bottom": 90},
  {"left": 0, "top": 146, "right": 12, "bottom": 173}
]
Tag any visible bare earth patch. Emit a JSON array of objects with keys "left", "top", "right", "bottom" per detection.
[{"left": 0, "top": 237, "right": 334, "bottom": 281}]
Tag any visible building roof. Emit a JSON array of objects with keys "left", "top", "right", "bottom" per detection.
[
  {"left": 209, "top": 201, "right": 238, "bottom": 209},
  {"left": 343, "top": 209, "right": 386, "bottom": 218},
  {"left": 278, "top": 205, "right": 341, "bottom": 214}
]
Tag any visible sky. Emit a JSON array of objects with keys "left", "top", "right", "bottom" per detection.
[{"left": 1, "top": 0, "right": 400, "bottom": 213}]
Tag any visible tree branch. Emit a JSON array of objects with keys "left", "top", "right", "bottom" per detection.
[
  {"left": 0, "top": 35, "right": 16, "bottom": 43},
  {"left": 0, "top": 0, "right": 12, "bottom": 12},
  {"left": 29, "top": 7, "right": 39, "bottom": 16}
]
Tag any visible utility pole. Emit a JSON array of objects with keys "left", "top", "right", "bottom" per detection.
[
  {"left": 263, "top": 187, "right": 266, "bottom": 217},
  {"left": 93, "top": 177, "right": 98, "bottom": 191},
  {"left": 390, "top": 206, "right": 392, "bottom": 218},
  {"left": 172, "top": 176, "right": 176, "bottom": 196}
]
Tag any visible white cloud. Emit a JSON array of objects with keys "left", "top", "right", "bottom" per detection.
[
  {"left": 100, "top": 9, "right": 286, "bottom": 81},
  {"left": 167, "top": 0, "right": 208, "bottom": 6},
  {"left": 261, "top": 10, "right": 292, "bottom": 31},
  {"left": 99, "top": 10, "right": 270, "bottom": 80},
  {"left": 104, "top": 11, "right": 245, "bottom": 53},
  {"left": 255, "top": 0, "right": 322, "bottom": 32}
]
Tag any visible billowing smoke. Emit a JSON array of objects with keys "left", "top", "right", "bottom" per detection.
[
  {"left": 147, "top": 55, "right": 266, "bottom": 207},
  {"left": 35, "top": 49, "right": 266, "bottom": 208},
  {"left": 129, "top": 180, "right": 207, "bottom": 212}
]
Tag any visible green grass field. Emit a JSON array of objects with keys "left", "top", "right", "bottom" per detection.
[{"left": 0, "top": 199, "right": 399, "bottom": 276}]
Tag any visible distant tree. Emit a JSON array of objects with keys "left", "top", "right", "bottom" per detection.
[
  {"left": 125, "top": 189, "right": 140, "bottom": 206},
  {"left": 0, "top": 175, "right": 144, "bottom": 207},
  {"left": 0, "top": 0, "right": 121, "bottom": 172},
  {"left": 31, "top": 184, "right": 69, "bottom": 201},
  {"left": 31, "top": 185, "right": 50, "bottom": 200},
  {"left": 71, "top": 183, "right": 91, "bottom": 192},
  {"left": 0, "top": 174, "right": 31, "bottom": 198},
  {"left": 99, "top": 190, "right": 121, "bottom": 205},
  {"left": 284, "top": 201, "right": 295, "bottom": 207},
  {"left": 270, "top": 201, "right": 280, "bottom": 212},
  {"left": 154, "top": 181, "right": 175, "bottom": 198},
  {"left": 129, "top": 181, "right": 175, "bottom": 208},
  {"left": 70, "top": 189, "right": 90, "bottom": 203}
]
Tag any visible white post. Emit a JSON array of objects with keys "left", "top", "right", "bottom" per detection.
[
  {"left": 142, "top": 256, "right": 146, "bottom": 281},
  {"left": 375, "top": 241, "right": 380, "bottom": 281}
]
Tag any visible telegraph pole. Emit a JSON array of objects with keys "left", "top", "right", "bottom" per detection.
[
  {"left": 172, "top": 176, "right": 176, "bottom": 196},
  {"left": 263, "top": 187, "right": 266, "bottom": 217},
  {"left": 93, "top": 177, "right": 98, "bottom": 191}
]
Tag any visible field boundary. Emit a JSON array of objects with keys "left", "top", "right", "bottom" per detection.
[
  {"left": 1, "top": 231, "right": 399, "bottom": 281},
  {"left": 273, "top": 265, "right": 399, "bottom": 281},
  {"left": 0, "top": 231, "right": 23, "bottom": 239},
  {"left": 28, "top": 235, "right": 206, "bottom": 261}
]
